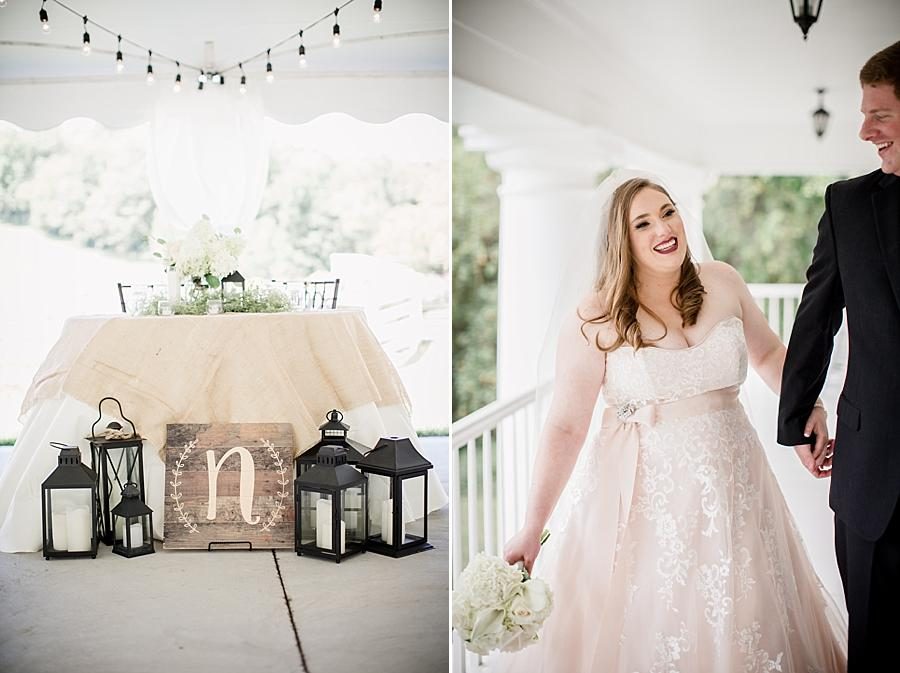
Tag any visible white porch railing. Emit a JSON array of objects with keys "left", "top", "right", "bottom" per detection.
[{"left": 449, "top": 283, "right": 804, "bottom": 672}]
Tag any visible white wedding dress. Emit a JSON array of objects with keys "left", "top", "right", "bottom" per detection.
[{"left": 495, "top": 316, "right": 846, "bottom": 672}]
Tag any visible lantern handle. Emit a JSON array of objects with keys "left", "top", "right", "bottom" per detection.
[
  {"left": 328, "top": 409, "right": 343, "bottom": 422},
  {"left": 90, "top": 396, "right": 138, "bottom": 440},
  {"left": 49, "top": 441, "right": 78, "bottom": 451}
]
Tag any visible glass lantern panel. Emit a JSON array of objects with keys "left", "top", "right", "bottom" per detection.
[
  {"left": 342, "top": 486, "right": 365, "bottom": 545},
  {"left": 115, "top": 514, "right": 149, "bottom": 549},
  {"left": 402, "top": 475, "right": 427, "bottom": 544},
  {"left": 104, "top": 445, "right": 143, "bottom": 493},
  {"left": 46, "top": 488, "right": 94, "bottom": 553},
  {"left": 324, "top": 430, "right": 344, "bottom": 437},
  {"left": 367, "top": 473, "right": 391, "bottom": 542},
  {"left": 401, "top": 475, "right": 426, "bottom": 545},
  {"left": 298, "top": 490, "right": 326, "bottom": 548}
]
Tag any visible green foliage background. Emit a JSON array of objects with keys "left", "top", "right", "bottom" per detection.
[
  {"left": 0, "top": 121, "right": 448, "bottom": 278},
  {"left": 452, "top": 128, "right": 500, "bottom": 421},
  {"left": 451, "top": 125, "right": 844, "bottom": 420},
  {"left": 704, "top": 175, "right": 839, "bottom": 283}
]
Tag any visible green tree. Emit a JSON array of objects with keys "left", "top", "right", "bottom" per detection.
[
  {"left": 704, "top": 175, "right": 841, "bottom": 283},
  {"left": 452, "top": 128, "right": 500, "bottom": 421}
]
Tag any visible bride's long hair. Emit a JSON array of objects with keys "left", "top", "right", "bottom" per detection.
[{"left": 580, "top": 177, "right": 705, "bottom": 351}]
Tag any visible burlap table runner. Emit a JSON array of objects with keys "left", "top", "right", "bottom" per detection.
[{"left": 21, "top": 311, "right": 410, "bottom": 457}]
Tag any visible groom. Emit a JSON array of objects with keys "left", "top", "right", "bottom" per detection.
[{"left": 779, "top": 40, "right": 900, "bottom": 669}]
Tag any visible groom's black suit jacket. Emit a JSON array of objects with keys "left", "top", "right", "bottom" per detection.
[{"left": 779, "top": 169, "right": 900, "bottom": 542}]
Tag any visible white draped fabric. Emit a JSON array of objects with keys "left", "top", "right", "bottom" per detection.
[{"left": 147, "top": 88, "right": 270, "bottom": 236}]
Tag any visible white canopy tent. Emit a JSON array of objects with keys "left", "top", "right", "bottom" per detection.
[
  {"left": 0, "top": 0, "right": 448, "bottom": 233},
  {"left": 0, "top": 0, "right": 448, "bottom": 128}
]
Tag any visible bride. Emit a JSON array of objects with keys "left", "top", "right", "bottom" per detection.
[{"left": 497, "top": 171, "right": 847, "bottom": 672}]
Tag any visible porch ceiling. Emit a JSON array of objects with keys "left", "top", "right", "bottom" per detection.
[{"left": 453, "top": 0, "right": 900, "bottom": 176}]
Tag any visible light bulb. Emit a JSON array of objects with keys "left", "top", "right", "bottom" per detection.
[
  {"left": 373, "top": 11, "right": 381, "bottom": 23},
  {"left": 300, "top": 55, "right": 307, "bottom": 68},
  {"left": 299, "top": 45, "right": 307, "bottom": 68},
  {"left": 173, "top": 74, "right": 182, "bottom": 93},
  {"left": 146, "top": 66, "right": 154, "bottom": 85},
  {"left": 39, "top": 6, "right": 50, "bottom": 33},
  {"left": 116, "top": 53, "right": 124, "bottom": 73},
  {"left": 266, "top": 71, "right": 274, "bottom": 84}
]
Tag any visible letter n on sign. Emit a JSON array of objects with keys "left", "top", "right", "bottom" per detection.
[{"left": 164, "top": 423, "right": 294, "bottom": 550}]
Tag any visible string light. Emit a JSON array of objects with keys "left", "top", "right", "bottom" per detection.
[
  {"left": 115, "top": 35, "right": 124, "bottom": 73},
  {"left": 145, "top": 50, "right": 154, "bottom": 85},
  {"left": 197, "top": 71, "right": 205, "bottom": 91},
  {"left": 298, "top": 30, "right": 307, "bottom": 68},
  {"left": 39, "top": 1, "right": 50, "bottom": 33},
  {"left": 31, "top": 0, "right": 389, "bottom": 95},
  {"left": 81, "top": 16, "right": 91, "bottom": 55},
  {"left": 332, "top": 8, "right": 341, "bottom": 48}
]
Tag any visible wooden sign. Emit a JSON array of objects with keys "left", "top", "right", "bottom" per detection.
[{"left": 164, "top": 423, "right": 294, "bottom": 550}]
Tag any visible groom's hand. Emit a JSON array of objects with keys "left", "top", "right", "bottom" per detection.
[{"left": 793, "top": 406, "right": 832, "bottom": 478}]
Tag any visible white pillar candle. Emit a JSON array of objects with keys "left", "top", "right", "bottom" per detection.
[
  {"left": 316, "top": 499, "right": 331, "bottom": 549},
  {"left": 66, "top": 506, "right": 92, "bottom": 552},
  {"left": 51, "top": 512, "right": 69, "bottom": 551},
  {"left": 316, "top": 499, "right": 346, "bottom": 552},
  {"left": 128, "top": 522, "right": 143, "bottom": 548},
  {"left": 381, "top": 498, "right": 407, "bottom": 545},
  {"left": 344, "top": 491, "right": 360, "bottom": 532}
]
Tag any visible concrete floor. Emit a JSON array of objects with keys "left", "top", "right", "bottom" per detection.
[{"left": 0, "top": 438, "right": 450, "bottom": 673}]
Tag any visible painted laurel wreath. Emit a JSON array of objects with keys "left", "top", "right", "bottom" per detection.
[{"left": 168, "top": 438, "right": 290, "bottom": 534}]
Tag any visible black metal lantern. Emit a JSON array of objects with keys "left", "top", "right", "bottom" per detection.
[
  {"left": 88, "top": 397, "right": 145, "bottom": 546},
  {"left": 790, "top": 0, "right": 822, "bottom": 40},
  {"left": 295, "top": 409, "right": 370, "bottom": 475},
  {"left": 357, "top": 436, "right": 433, "bottom": 558},
  {"left": 812, "top": 88, "right": 830, "bottom": 139},
  {"left": 295, "top": 446, "right": 368, "bottom": 563},
  {"left": 42, "top": 442, "right": 100, "bottom": 560},
  {"left": 111, "top": 482, "right": 154, "bottom": 558},
  {"left": 220, "top": 270, "right": 245, "bottom": 305}
]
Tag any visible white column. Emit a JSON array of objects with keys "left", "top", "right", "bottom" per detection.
[{"left": 459, "top": 127, "right": 607, "bottom": 399}]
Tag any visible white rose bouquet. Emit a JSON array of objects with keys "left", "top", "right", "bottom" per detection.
[
  {"left": 153, "top": 216, "right": 244, "bottom": 288},
  {"left": 452, "top": 530, "right": 553, "bottom": 656}
]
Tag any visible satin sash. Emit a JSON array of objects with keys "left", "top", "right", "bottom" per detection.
[{"left": 599, "top": 385, "right": 741, "bottom": 529}]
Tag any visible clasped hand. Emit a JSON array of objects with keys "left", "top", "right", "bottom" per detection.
[{"left": 793, "top": 405, "right": 833, "bottom": 479}]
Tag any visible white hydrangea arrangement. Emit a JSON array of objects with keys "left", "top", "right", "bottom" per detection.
[
  {"left": 452, "top": 532, "right": 553, "bottom": 656},
  {"left": 153, "top": 216, "right": 243, "bottom": 288}
]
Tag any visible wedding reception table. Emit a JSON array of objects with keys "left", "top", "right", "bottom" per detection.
[{"left": 0, "top": 310, "right": 447, "bottom": 552}]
